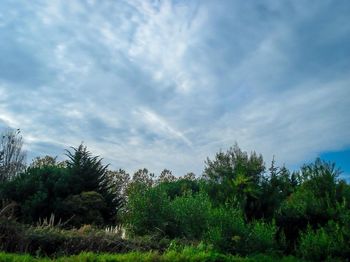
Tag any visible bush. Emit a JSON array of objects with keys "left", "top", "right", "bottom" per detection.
[
  {"left": 158, "top": 178, "right": 200, "bottom": 200},
  {"left": 0, "top": 220, "right": 157, "bottom": 256},
  {"left": 61, "top": 191, "right": 107, "bottom": 226},
  {"left": 126, "top": 185, "right": 171, "bottom": 236},
  {"left": 205, "top": 206, "right": 248, "bottom": 254},
  {"left": 277, "top": 186, "right": 329, "bottom": 251},
  {"left": 246, "top": 220, "right": 277, "bottom": 254},
  {"left": 297, "top": 222, "right": 349, "bottom": 261},
  {"left": 0, "top": 166, "right": 71, "bottom": 223},
  {"left": 170, "top": 192, "right": 212, "bottom": 239},
  {"left": 0, "top": 219, "right": 27, "bottom": 253}
]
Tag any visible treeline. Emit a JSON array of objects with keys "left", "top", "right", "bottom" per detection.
[{"left": 1, "top": 128, "right": 350, "bottom": 261}]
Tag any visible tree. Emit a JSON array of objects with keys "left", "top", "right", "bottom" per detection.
[
  {"left": 204, "top": 143, "right": 265, "bottom": 185},
  {"left": 65, "top": 144, "right": 123, "bottom": 224},
  {"left": 203, "top": 144, "right": 265, "bottom": 220},
  {"left": 106, "top": 169, "right": 130, "bottom": 200},
  {"left": 30, "top": 155, "right": 67, "bottom": 169},
  {"left": 276, "top": 159, "right": 344, "bottom": 251},
  {"left": 62, "top": 191, "right": 107, "bottom": 226},
  {"left": 157, "top": 169, "right": 176, "bottom": 183},
  {"left": 0, "top": 165, "right": 71, "bottom": 223},
  {"left": 0, "top": 129, "right": 26, "bottom": 183},
  {"left": 126, "top": 168, "right": 155, "bottom": 196},
  {"left": 258, "top": 160, "right": 296, "bottom": 220},
  {"left": 126, "top": 185, "right": 171, "bottom": 236}
]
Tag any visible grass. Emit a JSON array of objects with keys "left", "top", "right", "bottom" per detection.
[{"left": 0, "top": 251, "right": 305, "bottom": 262}]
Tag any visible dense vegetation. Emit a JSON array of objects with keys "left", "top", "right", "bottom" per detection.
[
  {"left": 0, "top": 251, "right": 304, "bottom": 262},
  {"left": 1, "top": 128, "right": 349, "bottom": 261}
]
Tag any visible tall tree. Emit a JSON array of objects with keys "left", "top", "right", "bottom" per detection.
[
  {"left": 203, "top": 143, "right": 265, "bottom": 219},
  {"left": 0, "top": 129, "right": 26, "bottom": 182},
  {"left": 65, "top": 144, "right": 122, "bottom": 223}
]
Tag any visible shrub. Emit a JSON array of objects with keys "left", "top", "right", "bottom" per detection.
[
  {"left": 246, "top": 220, "right": 277, "bottom": 253},
  {"left": 126, "top": 185, "right": 171, "bottom": 236},
  {"left": 0, "top": 219, "right": 27, "bottom": 253},
  {"left": 170, "top": 192, "right": 212, "bottom": 239},
  {"left": 61, "top": 191, "right": 107, "bottom": 226},
  {"left": 0, "top": 166, "right": 71, "bottom": 223},
  {"left": 205, "top": 206, "right": 248, "bottom": 254},
  {"left": 158, "top": 178, "right": 200, "bottom": 200},
  {"left": 297, "top": 222, "right": 349, "bottom": 261},
  {"left": 0, "top": 220, "right": 156, "bottom": 256}
]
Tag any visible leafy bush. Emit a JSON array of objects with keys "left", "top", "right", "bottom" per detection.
[
  {"left": 297, "top": 222, "right": 349, "bottom": 261},
  {"left": 276, "top": 159, "right": 343, "bottom": 251},
  {"left": 170, "top": 192, "right": 212, "bottom": 239},
  {"left": 246, "top": 220, "right": 277, "bottom": 254},
  {"left": 0, "top": 166, "right": 71, "bottom": 223},
  {"left": 158, "top": 178, "right": 200, "bottom": 200},
  {"left": 205, "top": 206, "right": 248, "bottom": 253},
  {"left": 0, "top": 219, "right": 27, "bottom": 253},
  {"left": 126, "top": 185, "right": 172, "bottom": 236},
  {"left": 61, "top": 191, "right": 107, "bottom": 226}
]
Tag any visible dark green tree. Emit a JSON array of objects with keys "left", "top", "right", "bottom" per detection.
[
  {"left": 0, "top": 165, "right": 70, "bottom": 223},
  {"left": 203, "top": 144, "right": 265, "bottom": 220},
  {"left": 65, "top": 144, "right": 123, "bottom": 224},
  {"left": 276, "top": 158, "right": 344, "bottom": 252}
]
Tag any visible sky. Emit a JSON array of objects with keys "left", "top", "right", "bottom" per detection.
[{"left": 0, "top": 0, "right": 349, "bottom": 178}]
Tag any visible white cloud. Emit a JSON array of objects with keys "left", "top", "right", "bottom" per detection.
[{"left": 0, "top": 0, "right": 349, "bottom": 176}]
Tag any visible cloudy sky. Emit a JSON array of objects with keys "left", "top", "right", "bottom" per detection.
[{"left": 0, "top": 0, "right": 349, "bottom": 177}]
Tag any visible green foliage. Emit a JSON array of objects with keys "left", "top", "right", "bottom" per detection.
[
  {"left": 297, "top": 221, "right": 349, "bottom": 261},
  {"left": 258, "top": 163, "right": 296, "bottom": 220},
  {"left": 0, "top": 220, "right": 154, "bottom": 256},
  {"left": 126, "top": 185, "right": 171, "bottom": 236},
  {"left": 1, "top": 134, "right": 349, "bottom": 261},
  {"left": 61, "top": 191, "right": 107, "bottom": 226},
  {"left": 205, "top": 206, "right": 248, "bottom": 253},
  {"left": 158, "top": 178, "right": 200, "bottom": 200},
  {"left": 0, "top": 219, "right": 27, "bottom": 253},
  {"left": 203, "top": 144, "right": 265, "bottom": 220},
  {"left": 246, "top": 220, "right": 277, "bottom": 254},
  {"left": 170, "top": 192, "right": 212, "bottom": 239},
  {"left": 0, "top": 144, "right": 124, "bottom": 226},
  {"left": 65, "top": 144, "right": 123, "bottom": 224},
  {"left": 276, "top": 159, "right": 346, "bottom": 251},
  {"left": 0, "top": 166, "right": 70, "bottom": 223},
  {"left": 66, "top": 144, "right": 107, "bottom": 193},
  {"left": 30, "top": 155, "right": 67, "bottom": 169},
  {"left": 0, "top": 251, "right": 305, "bottom": 262},
  {"left": 204, "top": 144, "right": 265, "bottom": 186}
]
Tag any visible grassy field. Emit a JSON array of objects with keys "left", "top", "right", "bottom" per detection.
[{"left": 0, "top": 251, "right": 304, "bottom": 262}]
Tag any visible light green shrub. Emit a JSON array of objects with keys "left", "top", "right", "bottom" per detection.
[
  {"left": 205, "top": 206, "right": 248, "bottom": 253},
  {"left": 170, "top": 192, "right": 212, "bottom": 239},
  {"left": 246, "top": 220, "right": 277, "bottom": 253},
  {"left": 297, "top": 222, "right": 348, "bottom": 261}
]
